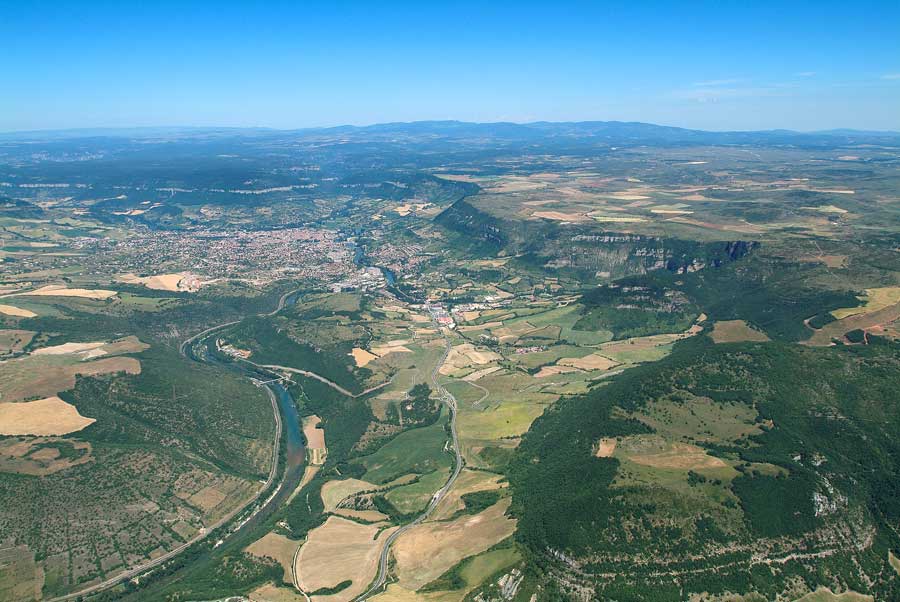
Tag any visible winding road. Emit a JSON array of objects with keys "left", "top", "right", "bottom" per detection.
[
  {"left": 46, "top": 285, "right": 462, "bottom": 602},
  {"left": 354, "top": 316, "right": 464, "bottom": 601}
]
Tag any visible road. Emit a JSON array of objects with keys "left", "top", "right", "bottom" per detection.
[
  {"left": 254, "top": 362, "right": 394, "bottom": 398},
  {"left": 45, "top": 286, "right": 456, "bottom": 601},
  {"left": 48, "top": 287, "right": 307, "bottom": 602},
  {"left": 47, "top": 353, "right": 285, "bottom": 602},
  {"left": 177, "top": 285, "right": 301, "bottom": 357},
  {"left": 355, "top": 319, "right": 463, "bottom": 601}
]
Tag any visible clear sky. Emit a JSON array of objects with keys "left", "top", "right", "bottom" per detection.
[{"left": 2, "top": 0, "right": 899, "bottom": 132}]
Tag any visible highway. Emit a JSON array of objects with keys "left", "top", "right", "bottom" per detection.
[
  {"left": 355, "top": 317, "right": 464, "bottom": 601},
  {"left": 46, "top": 285, "right": 461, "bottom": 602}
]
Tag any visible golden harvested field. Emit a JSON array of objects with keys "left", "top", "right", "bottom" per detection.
[
  {"left": 303, "top": 415, "right": 326, "bottom": 448},
  {"left": 31, "top": 335, "right": 147, "bottom": 360},
  {"left": 0, "top": 437, "right": 92, "bottom": 475},
  {"left": 650, "top": 208, "right": 693, "bottom": 214},
  {"left": 591, "top": 215, "right": 646, "bottom": 223},
  {"left": 832, "top": 287, "right": 900, "bottom": 319},
  {"left": 249, "top": 583, "right": 307, "bottom": 602},
  {"left": 557, "top": 353, "right": 619, "bottom": 371},
  {"left": 370, "top": 583, "right": 480, "bottom": 602},
  {"left": 120, "top": 272, "right": 198, "bottom": 291},
  {"left": 100, "top": 335, "right": 149, "bottom": 355},
  {"left": 350, "top": 347, "right": 378, "bottom": 367},
  {"left": 0, "top": 304, "right": 37, "bottom": 317},
  {"left": 668, "top": 216, "right": 768, "bottom": 235},
  {"left": 491, "top": 321, "right": 537, "bottom": 341},
  {"left": 811, "top": 204, "right": 849, "bottom": 214},
  {"left": 439, "top": 343, "right": 501, "bottom": 376},
  {"left": 461, "top": 366, "right": 502, "bottom": 382},
  {"left": 806, "top": 300, "right": 900, "bottom": 346},
  {"left": 625, "top": 440, "right": 728, "bottom": 470},
  {"left": 431, "top": 469, "right": 505, "bottom": 521},
  {"left": 607, "top": 193, "right": 653, "bottom": 200},
  {"left": 245, "top": 531, "right": 300, "bottom": 585},
  {"left": 594, "top": 438, "right": 617, "bottom": 458},
  {"left": 531, "top": 211, "right": 589, "bottom": 222},
  {"left": 367, "top": 585, "right": 426, "bottom": 602},
  {"left": 710, "top": 320, "right": 770, "bottom": 343},
  {"left": 0, "top": 355, "right": 141, "bottom": 402},
  {"left": 31, "top": 341, "right": 106, "bottom": 356},
  {"left": 599, "top": 318, "right": 704, "bottom": 357},
  {"left": 291, "top": 465, "right": 321, "bottom": 501},
  {"left": 303, "top": 415, "right": 327, "bottom": 465},
  {"left": 599, "top": 335, "right": 674, "bottom": 355},
  {"left": 391, "top": 498, "right": 516, "bottom": 591},
  {"left": 486, "top": 177, "right": 548, "bottom": 193},
  {"left": 0, "top": 396, "right": 95, "bottom": 435},
  {"left": 370, "top": 339, "right": 414, "bottom": 357},
  {"left": 456, "top": 321, "right": 503, "bottom": 332},
  {"left": 320, "top": 478, "right": 377, "bottom": 511},
  {"left": 433, "top": 174, "right": 483, "bottom": 183},
  {"left": 295, "top": 516, "right": 397, "bottom": 602},
  {"left": 534, "top": 365, "right": 581, "bottom": 378},
  {"left": 13, "top": 285, "right": 117, "bottom": 300}
]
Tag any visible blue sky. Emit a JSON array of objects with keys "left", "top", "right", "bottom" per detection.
[{"left": 2, "top": 0, "right": 899, "bottom": 132}]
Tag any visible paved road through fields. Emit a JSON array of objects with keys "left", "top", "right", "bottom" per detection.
[{"left": 354, "top": 314, "right": 464, "bottom": 601}]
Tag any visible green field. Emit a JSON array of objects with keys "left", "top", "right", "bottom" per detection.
[
  {"left": 384, "top": 468, "right": 450, "bottom": 514},
  {"left": 3, "top": 121, "right": 900, "bottom": 602},
  {"left": 356, "top": 415, "right": 452, "bottom": 484}
]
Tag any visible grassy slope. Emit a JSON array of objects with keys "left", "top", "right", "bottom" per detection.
[{"left": 509, "top": 336, "right": 900, "bottom": 600}]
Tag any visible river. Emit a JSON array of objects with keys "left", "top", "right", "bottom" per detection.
[
  {"left": 184, "top": 328, "right": 307, "bottom": 545},
  {"left": 108, "top": 309, "right": 308, "bottom": 601}
]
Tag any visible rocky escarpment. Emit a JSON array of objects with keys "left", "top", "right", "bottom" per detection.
[
  {"left": 435, "top": 197, "right": 508, "bottom": 249},
  {"left": 435, "top": 198, "right": 758, "bottom": 280}
]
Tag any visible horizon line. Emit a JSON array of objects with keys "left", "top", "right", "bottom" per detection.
[{"left": 2, "top": 119, "right": 900, "bottom": 138}]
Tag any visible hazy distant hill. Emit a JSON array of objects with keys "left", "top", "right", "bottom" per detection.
[{"left": 3, "top": 120, "right": 899, "bottom": 147}]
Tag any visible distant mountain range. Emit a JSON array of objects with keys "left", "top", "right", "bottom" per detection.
[{"left": 2, "top": 120, "right": 899, "bottom": 146}]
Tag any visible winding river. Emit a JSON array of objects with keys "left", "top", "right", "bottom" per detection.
[
  {"left": 88, "top": 294, "right": 310, "bottom": 602},
  {"left": 180, "top": 311, "right": 307, "bottom": 552},
  {"left": 56, "top": 285, "right": 459, "bottom": 602}
]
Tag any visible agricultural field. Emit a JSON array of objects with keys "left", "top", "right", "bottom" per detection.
[
  {"left": 295, "top": 516, "right": 397, "bottom": 602},
  {"left": 389, "top": 498, "right": 517, "bottom": 591},
  {"left": 0, "top": 272, "right": 278, "bottom": 598},
  {"left": 1, "top": 123, "right": 900, "bottom": 602},
  {"left": 710, "top": 319, "right": 770, "bottom": 343},
  {"left": 0, "top": 328, "right": 36, "bottom": 356},
  {"left": 354, "top": 417, "right": 452, "bottom": 484},
  {"left": 245, "top": 531, "right": 301, "bottom": 586}
]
